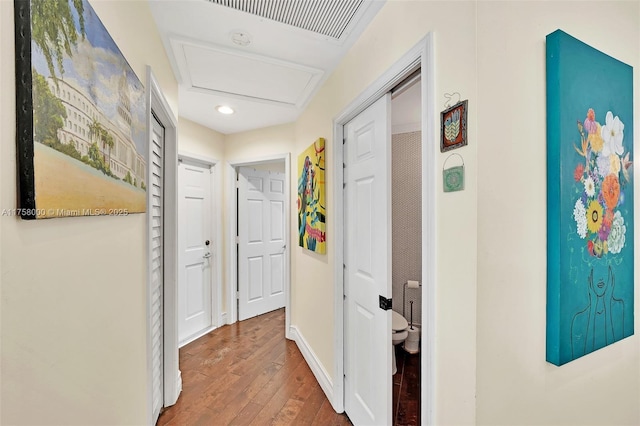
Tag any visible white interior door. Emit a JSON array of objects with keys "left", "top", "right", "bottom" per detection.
[
  {"left": 178, "top": 161, "right": 214, "bottom": 345},
  {"left": 150, "top": 115, "right": 164, "bottom": 424},
  {"left": 238, "top": 167, "right": 286, "bottom": 321},
  {"left": 344, "top": 93, "right": 392, "bottom": 425}
]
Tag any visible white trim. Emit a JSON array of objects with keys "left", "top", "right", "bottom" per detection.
[
  {"left": 225, "top": 163, "right": 238, "bottom": 324},
  {"left": 220, "top": 312, "right": 228, "bottom": 325},
  {"left": 178, "top": 325, "right": 217, "bottom": 348},
  {"left": 145, "top": 66, "right": 181, "bottom": 423},
  {"left": 332, "top": 33, "right": 436, "bottom": 424},
  {"left": 170, "top": 36, "right": 324, "bottom": 108},
  {"left": 177, "top": 153, "right": 224, "bottom": 330},
  {"left": 225, "top": 154, "right": 292, "bottom": 339},
  {"left": 420, "top": 34, "right": 437, "bottom": 425},
  {"left": 290, "top": 326, "right": 334, "bottom": 405},
  {"left": 178, "top": 150, "right": 219, "bottom": 167}
]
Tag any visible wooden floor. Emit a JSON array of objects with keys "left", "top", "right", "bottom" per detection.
[
  {"left": 393, "top": 345, "right": 421, "bottom": 425},
  {"left": 157, "top": 309, "right": 352, "bottom": 425}
]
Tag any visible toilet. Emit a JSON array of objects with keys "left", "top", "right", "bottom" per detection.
[{"left": 392, "top": 310, "right": 409, "bottom": 375}]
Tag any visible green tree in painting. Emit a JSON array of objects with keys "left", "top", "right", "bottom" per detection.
[
  {"left": 123, "top": 170, "right": 133, "bottom": 185},
  {"left": 89, "top": 119, "right": 115, "bottom": 172},
  {"left": 103, "top": 132, "right": 114, "bottom": 170},
  {"left": 30, "top": 0, "right": 85, "bottom": 80},
  {"left": 88, "top": 141, "right": 105, "bottom": 170},
  {"left": 32, "top": 69, "right": 66, "bottom": 145},
  {"left": 88, "top": 118, "right": 102, "bottom": 144}
]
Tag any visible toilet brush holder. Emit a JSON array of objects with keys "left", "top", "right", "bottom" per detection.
[{"left": 404, "top": 326, "right": 420, "bottom": 354}]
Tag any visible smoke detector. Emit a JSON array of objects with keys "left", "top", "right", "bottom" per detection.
[{"left": 230, "top": 30, "right": 252, "bottom": 47}]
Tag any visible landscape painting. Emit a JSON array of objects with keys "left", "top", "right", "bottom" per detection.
[
  {"left": 15, "top": 0, "right": 146, "bottom": 219},
  {"left": 546, "top": 30, "right": 634, "bottom": 366},
  {"left": 297, "top": 138, "right": 326, "bottom": 254}
]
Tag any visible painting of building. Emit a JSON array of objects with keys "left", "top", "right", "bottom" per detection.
[{"left": 16, "top": 0, "right": 146, "bottom": 219}]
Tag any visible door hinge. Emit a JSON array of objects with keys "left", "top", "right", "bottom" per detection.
[
  {"left": 236, "top": 291, "right": 240, "bottom": 300},
  {"left": 379, "top": 295, "right": 392, "bottom": 311},
  {"left": 342, "top": 163, "right": 346, "bottom": 184},
  {"left": 235, "top": 236, "right": 239, "bottom": 244}
]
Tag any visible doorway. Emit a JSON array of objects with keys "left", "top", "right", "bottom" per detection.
[
  {"left": 390, "top": 75, "right": 422, "bottom": 425},
  {"left": 333, "top": 34, "right": 436, "bottom": 425},
  {"left": 237, "top": 165, "right": 287, "bottom": 321},
  {"left": 177, "top": 155, "right": 222, "bottom": 347},
  {"left": 226, "top": 155, "right": 292, "bottom": 337}
]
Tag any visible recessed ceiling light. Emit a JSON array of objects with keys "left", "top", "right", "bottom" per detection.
[{"left": 216, "top": 105, "right": 235, "bottom": 115}]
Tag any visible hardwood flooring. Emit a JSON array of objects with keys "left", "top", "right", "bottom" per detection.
[
  {"left": 157, "top": 309, "right": 352, "bottom": 426},
  {"left": 393, "top": 344, "right": 421, "bottom": 426}
]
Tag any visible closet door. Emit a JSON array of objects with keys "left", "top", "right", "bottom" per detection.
[{"left": 150, "top": 114, "right": 165, "bottom": 423}]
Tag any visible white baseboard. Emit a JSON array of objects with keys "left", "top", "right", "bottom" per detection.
[
  {"left": 289, "top": 326, "right": 335, "bottom": 409},
  {"left": 167, "top": 369, "right": 182, "bottom": 407},
  {"left": 178, "top": 325, "right": 217, "bottom": 348}
]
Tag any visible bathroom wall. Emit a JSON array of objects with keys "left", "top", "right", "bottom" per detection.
[{"left": 392, "top": 131, "right": 422, "bottom": 325}]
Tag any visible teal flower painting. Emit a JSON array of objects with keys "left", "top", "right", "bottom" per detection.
[
  {"left": 572, "top": 109, "right": 629, "bottom": 258},
  {"left": 547, "top": 30, "right": 634, "bottom": 366}
]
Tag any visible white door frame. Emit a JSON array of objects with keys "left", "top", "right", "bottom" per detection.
[
  {"left": 145, "top": 67, "right": 180, "bottom": 424},
  {"left": 225, "top": 154, "right": 292, "bottom": 339},
  {"left": 332, "top": 34, "right": 436, "bottom": 423},
  {"left": 178, "top": 151, "right": 224, "bottom": 341}
]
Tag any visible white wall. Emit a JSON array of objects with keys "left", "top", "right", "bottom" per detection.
[
  {"left": 476, "top": 2, "right": 640, "bottom": 425},
  {"left": 179, "top": 117, "right": 225, "bottom": 160},
  {"left": 224, "top": 123, "right": 295, "bottom": 162},
  {"left": 0, "top": 1, "right": 178, "bottom": 424}
]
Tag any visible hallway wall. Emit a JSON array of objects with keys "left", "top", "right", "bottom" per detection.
[
  {"left": 179, "top": 117, "right": 225, "bottom": 160},
  {"left": 291, "top": 1, "right": 479, "bottom": 424},
  {"left": 0, "top": 1, "right": 178, "bottom": 424},
  {"left": 476, "top": 2, "right": 640, "bottom": 425}
]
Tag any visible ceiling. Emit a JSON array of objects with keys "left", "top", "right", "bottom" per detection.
[{"left": 149, "top": 0, "right": 386, "bottom": 135}]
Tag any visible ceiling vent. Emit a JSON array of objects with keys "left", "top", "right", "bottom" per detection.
[{"left": 207, "top": 0, "right": 364, "bottom": 39}]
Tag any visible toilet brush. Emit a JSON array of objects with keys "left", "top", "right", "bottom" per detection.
[
  {"left": 409, "top": 301, "right": 414, "bottom": 330},
  {"left": 404, "top": 300, "right": 420, "bottom": 354}
]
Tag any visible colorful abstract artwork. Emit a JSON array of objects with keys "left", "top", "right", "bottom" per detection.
[
  {"left": 546, "top": 30, "right": 634, "bottom": 366},
  {"left": 14, "top": 0, "right": 146, "bottom": 219},
  {"left": 440, "top": 100, "right": 467, "bottom": 152},
  {"left": 297, "top": 138, "right": 326, "bottom": 254}
]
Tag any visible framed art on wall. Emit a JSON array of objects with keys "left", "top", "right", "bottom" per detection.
[
  {"left": 546, "top": 30, "right": 634, "bottom": 366},
  {"left": 297, "top": 138, "right": 326, "bottom": 254},
  {"left": 440, "top": 100, "right": 467, "bottom": 152},
  {"left": 14, "top": 0, "right": 147, "bottom": 219}
]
